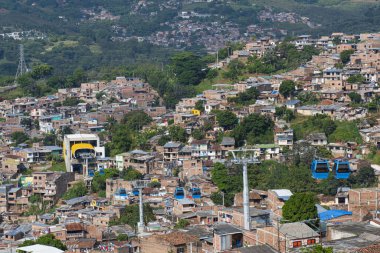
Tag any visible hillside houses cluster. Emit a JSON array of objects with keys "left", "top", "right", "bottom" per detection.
[{"left": 2, "top": 32, "right": 380, "bottom": 253}]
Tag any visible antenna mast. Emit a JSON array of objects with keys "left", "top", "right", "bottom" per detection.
[{"left": 14, "top": 44, "right": 29, "bottom": 83}]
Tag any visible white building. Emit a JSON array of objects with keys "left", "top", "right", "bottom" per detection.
[{"left": 63, "top": 134, "right": 105, "bottom": 175}]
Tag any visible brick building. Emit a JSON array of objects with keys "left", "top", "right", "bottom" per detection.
[{"left": 139, "top": 231, "right": 200, "bottom": 253}]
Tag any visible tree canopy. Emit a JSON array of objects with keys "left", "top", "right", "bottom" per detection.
[
  {"left": 228, "top": 87, "right": 259, "bottom": 105},
  {"left": 340, "top": 49, "right": 354, "bottom": 64},
  {"left": 171, "top": 52, "right": 207, "bottom": 86},
  {"left": 279, "top": 80, "right": 296, "bottom": 98},
  {"left": 347, "top": 74, "right": 365, "bottom": 84},
  {"left": 11, "top": 131, "right": 29, "bottom": 145},
  {"left": 63, "top": 181, "right": 88, "bottom": 200},
  {"left": 214, "top": 110, "right": 238, "bottom": 130},
  {"left": 292, "top": 114, "right": 337, "bottom": 141},
  {"left": 282, "top": 192, "right": 318, "bottom": 222},
  {"left": 19, "top": 234, "right": 67, "bottom": 251},
  {"left": 109, "top": 204, "right": 155, "bottom": 228},
  {"left": 233, "top": 114, "right": 274, "bottom": 145},
  {"left": 121, "top": 111, "right": 152, "bottom": 131}
]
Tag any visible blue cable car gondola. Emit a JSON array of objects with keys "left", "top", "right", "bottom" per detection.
[
  {"left": 174, "top": 187, "right": 185, "bottom": 200},
  {"left": 132, "top": 188, "right": 139, "bottom": 196},
  {"left": 191, "top": 188, "right": 201, "bottom": 199},
  {"left": 88, "top": 169, "right": 95, "bottom": 177},
  {"left": 333, "top": 159, "right": 351, "bottom": 179},
  {"left": 311, "top": 159, "right": 330, "bottom": 180}
]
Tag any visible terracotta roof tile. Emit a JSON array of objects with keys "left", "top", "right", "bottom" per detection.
[
  {"left": 355, "top": 244, "right": 380, "bottom": 253},
  {"left": 156, "top": 231, "right": 198, "bottom": 245}
]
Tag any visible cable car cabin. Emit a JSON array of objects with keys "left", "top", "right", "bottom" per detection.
[
  {"left": 191, "top": 188, "right": 201, "bottom": 199},
  {"left": 311, "top": 159, "right": 330, "bottom": 180},
  {"left": 132, "top": 188, "right": 139, "bottom": 196},
  {"left": 174, "top": 187, "right": 185, "bottom": 200},
  {"left": 333, "top": 160, "right": 351, "bottom": 179},
  {"left": 88, "top": 170, "right": 95, "bottom": 177}
]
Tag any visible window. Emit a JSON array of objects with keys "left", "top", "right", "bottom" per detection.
[
  {"left": 293, "top": 241, "right": 302, "bottom": 248},
  {"left": 307, "top": 239, "right": 316, "bottom": 245},
  {"left": 177, "top": 247, "right": 185, "bottom": 253}
]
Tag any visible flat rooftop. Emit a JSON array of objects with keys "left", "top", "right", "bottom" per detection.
[{"left": 64, "top": 134, "right": 99, "bottom": 141}]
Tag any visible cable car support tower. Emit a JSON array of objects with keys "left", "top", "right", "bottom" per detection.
[
  {"left": 229, "top": 148, "right": 260, "bottom": 231},
  {"left": 14, "top": 44, "right": 29, "bottom": 84}
]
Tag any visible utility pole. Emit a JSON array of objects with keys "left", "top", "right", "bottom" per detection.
[{"left": 229, "top": 148, "right": 260, "bottom": 231}]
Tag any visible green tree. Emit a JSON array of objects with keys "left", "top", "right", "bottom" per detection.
[
  {"left": 340, "top": 49, "right": 354, "bottom": 64},
  {"left": 63, "top": 181, "right": 88, "bottom": 200},
  {"left": 91, "top": 168, "right": 120, "bottom": 193},
  {"left": 347, "top": 74, "right": 365, "bottom": 84},
  {"left": 109, "top": 204, "right": 155, "bottom": 228},
  {"left": 43, "top": 133, "right": 58, "bottom": 146},
  {"left": 229, "top": 87, "right": 259, "bottom": 105},
  {"left": 120, "top": 167, "right": 143, "bottom": 181},
  {"left": 62, "top": 97, "right": 84, "bottom": 106},
  {"left": 192, "top": 129, "right": 205, "bottom": 140},
  {"left": 282, "top": 192, "right": 318, "bottom": 222},
  {"left": 206, "top": 68, "right": 218, "bottom": 80},
  {"left": 174, "top": 219, "right": 190, "bottom": 229},
  {"left": 158, "top": 135, "right": 171, "bottom": 146},
  {"left": 168, "top": 125, "right": 187, "bottom": 142},
  {"left": 29, "top": 194, "right": 42, "bottom": 204},
  {"left": 301, "top": 245, "right": 333, "bottom": 253},
  {"left": 214, "top": 110, "right": 238, "bottom": 130},
  {"left": 106, "top": 124, "right": 134, "bottom": 157},
  {"left": 292, "top": 114, "right": 337, "bottom": 140},
  {"left": 11, "top": 131, "right": 29, "bottom": 145},
  {"left": 96, "top": 91, "right": 106, "bottom": 100},
  {"left": 194, "top": 100, "right": 205, "bottom": 112},
  {"left": 297, "top": 92, "right": 319, "bottom": 105},
  {"left": 171, "top": 52, "right": 206, "bottom": 85},
  {"left": 116, "top": 234, "right": 129, "bottom": 241},
  {"left": 60, "top": 125, "right": 73, "bottom": 139},
  {"left": 332, "top": 36, "right": 341, "bottom": 45},
  {"left": 349, "top": 167, "right": 377, "bottom": 188},
  {"left": 223, "top": 59, "right": 245, "bottom": 81},
  {"left": 19, "top": 234, "right": 67, "bottom": 251},
  {"left": 30, "top": 64, "right": 54, "bottom": 79},
  {"left": 275, "top": 107, "right": 295, "bottom": 122},
  {"left": 20, "top": 117, "right": 33, "bottom": 130},
  {"left": 279, "top": 80, "right": 296, "bottom": 98},
  {"left": 348, "top": 92, "right": 362, "bottom": 103},
  {"left": 148, "top": 181, "right": 161, "bottom": 188},
  {"left": 233, "top": 114, "right": 274, "bottom": 145},
  {"left": 210, "top": 192, "right": 234, "bottom": 207},
  {"left": 121, "top": 111, "right": 152, "bottom": 131}
]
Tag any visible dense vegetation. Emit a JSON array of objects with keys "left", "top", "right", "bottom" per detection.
[
  {"left": 247, "top": 44, "right": 320, "bottom": 74},
  {"left": 233, "top": 114, "right": 274, "bottom": 145},
  {"left": 19, "top": 234, "right": 67, "bottom": 250},
  {"left": 210, "top": 160, "right": 377, "bottom": 206},
  {"left": 109, "top": 204, "right": 155, "bottom": 228},
  {"left": 283, "top": 192, "right": 318, "bottom": 222},
  {"left": 291, "top": 114, "right": 362, "bottom": 144}
]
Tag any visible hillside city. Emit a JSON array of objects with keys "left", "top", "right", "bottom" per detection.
[{"left": 1, "top": 29, "right": 380, "bottom": 253}]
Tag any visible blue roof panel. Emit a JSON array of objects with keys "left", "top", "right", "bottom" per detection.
[{"left": 319, "top": 210, "right": 352, "bottom": 221}]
